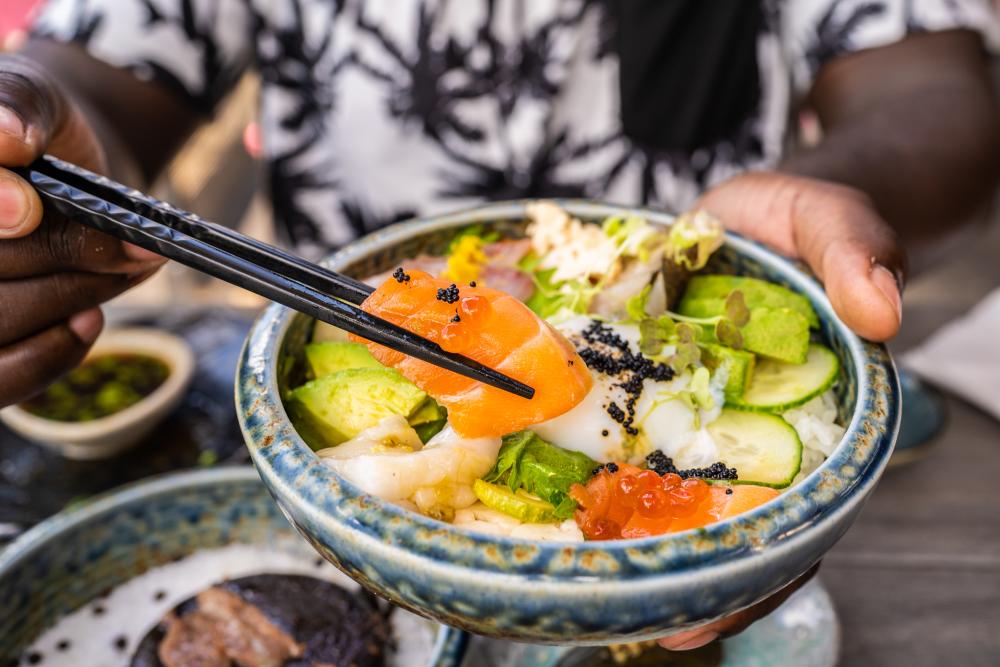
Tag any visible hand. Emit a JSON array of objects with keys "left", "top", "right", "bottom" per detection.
[
  {"left": 657, "top": 171, "right": 900, "bottom": 651},
  {"left": 697, "top": 171, "right": 906, "bottom": 342},
  {"left": 0, "top": 54, "right": 164, "bottom": 408},
  {"left": 658, "top": 565, "right": 819, "bottom": 651}
]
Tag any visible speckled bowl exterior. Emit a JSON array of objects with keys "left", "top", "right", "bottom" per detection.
[
  {"left": 0, "top": 467, "right": 468, "bottom": 666},
  {"left": 237, "top": 200, "right": 900, "bottom": 644}
]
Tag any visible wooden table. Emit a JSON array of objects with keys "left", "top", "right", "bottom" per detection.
[{"left": 824, "top": 218, "right": 1000, "bottom": 666}]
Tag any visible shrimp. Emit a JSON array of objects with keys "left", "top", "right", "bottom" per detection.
[{"left": 318, "top": 418, "right": 501, "bottom": 520}]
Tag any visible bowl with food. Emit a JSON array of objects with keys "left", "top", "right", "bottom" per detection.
[
  {"left": 0, "top": 466, "right": 468, "bottom": 667},
  {"left": 237, "top": 200, "right": 899, "bottom": 643},
  {"left": 0, "top": 328, "right": 195, "bottom": 459}
]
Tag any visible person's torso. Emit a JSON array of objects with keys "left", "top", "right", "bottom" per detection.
[{"left": 247, "top": 0, "right": 792, "bottom": 253}]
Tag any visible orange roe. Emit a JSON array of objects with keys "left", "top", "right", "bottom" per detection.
[{"left": 570, "top": 463, "right": 780, "bottom": 540}]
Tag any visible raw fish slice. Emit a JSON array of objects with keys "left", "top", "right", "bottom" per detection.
[
  {"left": 352, "top": 270, "right": 591, "bottom": 438},
  {"left": 483, "top": 239, "right": 532, "bottom": 266}
]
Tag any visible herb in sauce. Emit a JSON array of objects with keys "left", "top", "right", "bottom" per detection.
[{"left": 20, "top": 354, "right": 170, "bottom": 422}]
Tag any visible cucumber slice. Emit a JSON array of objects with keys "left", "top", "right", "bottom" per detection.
[
  {"left": 706, "top": 409, "right": 802, "bottom": 488},
  {"left": 729, "top": 344, "right": 839, "bottom": 412},
  {"left": 473, "top": 479, "right": 557, "bottom": 523}
]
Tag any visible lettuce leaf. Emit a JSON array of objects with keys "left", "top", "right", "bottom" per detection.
[
  {"left": 524, "top": 268, "right": 595, "bottom": 321},
  {"left": 665, "top": 211, "right": 724, "bottom": 270},
  {"left": 483, "top": 431, "right": 597, "bottom": 520}
]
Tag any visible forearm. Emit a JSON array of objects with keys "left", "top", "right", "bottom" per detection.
[{"left": 780, "top": 29, "right": 1000, "bottom": 245}]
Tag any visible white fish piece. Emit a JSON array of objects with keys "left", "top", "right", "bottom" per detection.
[
  {"left": 322, "top": 424, "right": 501, "bottom": 508},
  {"left": 316, "top": 415, "right": 423, "bottom": 460},
  {"left": 590, "top": 248, "right": 665, "bottom": 320}
]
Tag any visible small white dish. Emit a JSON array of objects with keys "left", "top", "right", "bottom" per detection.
[{"left": 0, "top": 328, "right": 195, "bottom": 460}]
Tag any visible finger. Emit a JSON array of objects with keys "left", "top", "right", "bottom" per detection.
[
  {"left": 0, "top": 270, "right": 151, "bottom": 345},
  {"left": 0, "top": 202, "right": 165, "bottom": 272},
  {"left": 698, "top": 173, "right": 906, "bottom": 342},
  {"left": 0, "top": 166, "right": 43, "bottom": 238},
  {"left": 0, "top": 54, "right": 106, "bottom": 171},
  {"left": 0, "top": 54, "right": 68, "bottom": 165},
  {"left": 790, "top": 184, "right": 905, "bottom": 342},
  {"left": 0, "top": 307, "right": 103, "bottom": 408},
  {"left": 658, "top": 564, "right": 821, "bottom": 651}
]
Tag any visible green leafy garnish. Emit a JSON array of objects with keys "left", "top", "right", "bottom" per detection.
[
  {"left": 665, "top": 211, "right": 724, "bottom": 270},
  {"left": 725, "top": 290, "right": 751, "bottom": 326},
  {"left": 641, "top": 365, "right": 716, "bottom": 430},
  {"left": 525, "top": 268, "right": 599, "bottom": 321},
  {"left": 638, "top": 315, "right": 675, "bottom": 356},
  {"left": 603, "top": 215, "right": 661, "bottom": 261},
  {"left": 625, "top": 284, "right": 652, "bottom": 322},
  {"left": 714, "top": 319, "right": 744, "bottom": 349},
  {"left": 482, "top": 431, "right": 597, "bottom": 519},
  {"left": 635, "top": 290, "right": 750, "bottom": 374},
  {"left": 672, "top": 322, "right": 702, "bottom": 373}
]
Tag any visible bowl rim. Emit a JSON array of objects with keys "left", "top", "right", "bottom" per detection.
[
  {"left": 238, "top": 199, "right": 900, "bottom": 578},
  {"left": 0, "top": 327, "right": 195, "bottom": 439},
  {"left": 0, "top": 465, "right": 469, "bottom": 667}
]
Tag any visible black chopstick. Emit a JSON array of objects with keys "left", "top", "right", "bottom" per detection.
[
  {"left": 31, "top": 156, "right": 375, "bottom": 305},
  {"left": 20, "top": 156, "right": 535, "bottom": 400}
]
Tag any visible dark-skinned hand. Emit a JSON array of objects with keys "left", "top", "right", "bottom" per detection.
[{"left": 0, "top": 54, "right": 164, "bottom": 408}]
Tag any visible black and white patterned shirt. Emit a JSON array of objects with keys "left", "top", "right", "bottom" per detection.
[{"left": 32, "top": 0, "right": 998, "bottom": 254}]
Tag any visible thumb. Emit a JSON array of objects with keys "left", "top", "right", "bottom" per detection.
[{"left": 698, "top": 172, "right": 906, "bottom": 342}]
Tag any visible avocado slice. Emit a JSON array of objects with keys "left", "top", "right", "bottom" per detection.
[
  {"left": 741, "top": 307, "right": 810, "bottom": 364},
  {"left": 408, "top": 399, "right": 448, "bottom": 443},
  {"left": 287, "top": 368, "right": 429, "bottom": 449},
  {"left": 700, "top": 343, "right": 756, "bottom": 401},
  {"left": 680, "top": 275, "right": 818, "bottom": 328},
  {"left": 304, "top": 341, "right": 382, "bottom": 379}
]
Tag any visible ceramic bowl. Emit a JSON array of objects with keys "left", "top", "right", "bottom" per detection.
[
  {"left": 237, "top": 200, "right": 900, "bottom": 644},
  {"left": 0, "top": 328, "right": 195, "bottom": 460},
  {"left": 0, "top": 466, "right": 468, "bottom": 666}
]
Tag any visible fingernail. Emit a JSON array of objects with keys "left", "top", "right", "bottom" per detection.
[
  {"left": 0, "top": 176, "right": 29, "bottom": 233},
  {"left": 68, "top": 308, "right": 104, "bottom": 345},
  {"left": 123, "top": 242, "right": 165, "bottom": 264},
  {"left": 659, "top": 630, "right": 719, "bottom": 651},
  {"left": 871, "top": 264, "right": 902, "bottom": 325},
  {"left": 0, "top": 106, "right": 25, "bottom": 140}
]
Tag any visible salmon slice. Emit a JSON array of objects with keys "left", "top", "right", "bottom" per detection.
[
  {"left": 351, "top": 270, "right": 592, "bottom": 438},
  {"left": 668, "top": 485, "right": 780, "bottom": 532}
]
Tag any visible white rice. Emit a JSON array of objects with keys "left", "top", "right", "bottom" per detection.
[
  {"left": 22, "top": 543, "right": 437, "bottom": 667},
  {"left": 782, "top": 389, "right": 846, "bottom": 486}
]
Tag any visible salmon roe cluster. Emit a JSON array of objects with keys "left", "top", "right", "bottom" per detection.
[{"left": 569, "top": 463, "right": 710, "bottom": 540}]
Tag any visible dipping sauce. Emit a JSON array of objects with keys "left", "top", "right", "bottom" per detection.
[{"left": 21, "top": 354, "right": 170, "bottom": 422}]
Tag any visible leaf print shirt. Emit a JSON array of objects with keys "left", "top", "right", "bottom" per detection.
[{"left": 31, "top": 0, "right": 999, "bottom": 255}]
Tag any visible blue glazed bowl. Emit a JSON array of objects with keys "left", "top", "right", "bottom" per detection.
[
  {"left": 0, "top": 467, "right": 468, "bottom": 666},
  {"left": 237, "top": 200, "right": 900, "bottom": 644}
]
